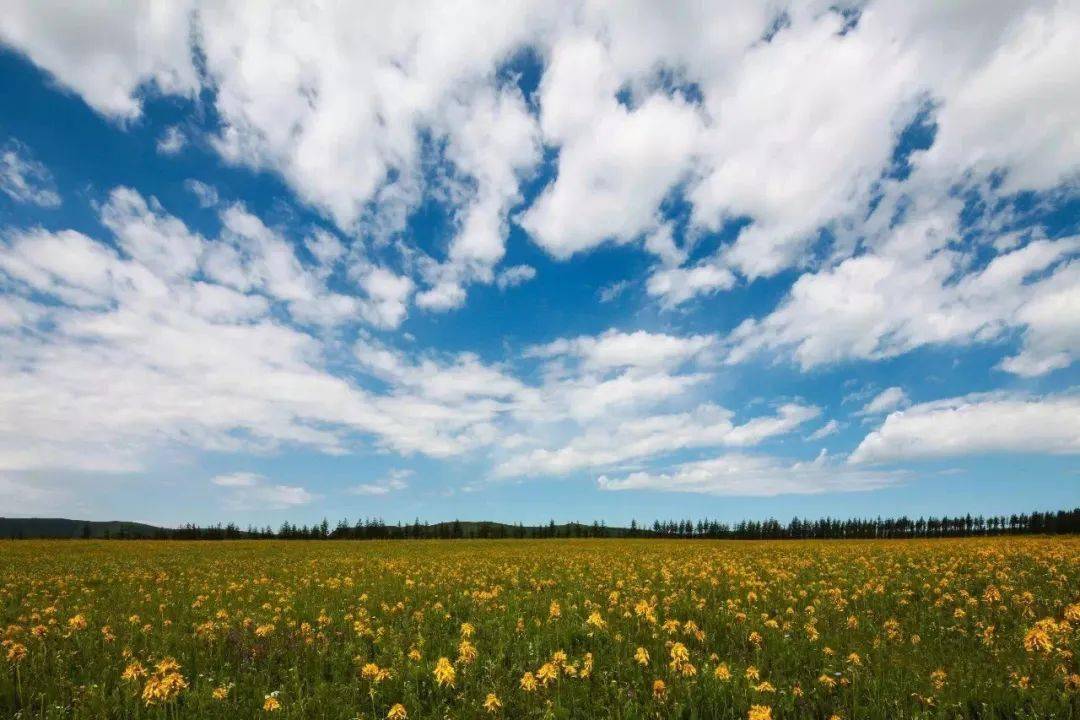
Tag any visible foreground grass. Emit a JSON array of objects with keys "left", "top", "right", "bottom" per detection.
[{"left": 1, "top": 538, "right": 1077, "bottom": 719}]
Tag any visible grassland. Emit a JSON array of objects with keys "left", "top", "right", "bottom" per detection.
[{"left": 1, "top": 538, "right": 1078, "bottom": 719}]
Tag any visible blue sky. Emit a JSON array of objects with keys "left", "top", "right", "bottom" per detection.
[{"left": 0, "top": 2, "right": 1077, "bottom": 528}]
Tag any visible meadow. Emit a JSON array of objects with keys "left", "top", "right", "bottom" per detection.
[{"left": 1, "top": 538, "right": 1077, "bottom": 719}]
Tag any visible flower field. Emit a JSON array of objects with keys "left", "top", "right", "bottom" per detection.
[{"left": 2, "top": 538, "right": 1078, "bottom": 719}]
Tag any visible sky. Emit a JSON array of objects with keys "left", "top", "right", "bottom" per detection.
[{"left": 0, "top": 1, "right": 1077, "bottom": 529}]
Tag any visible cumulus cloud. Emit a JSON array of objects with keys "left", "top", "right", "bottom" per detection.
[
  {"left": 495, "top": 264, "right": 536, "bottom": 290},
  {"left": 496, "top": 403, "right": 819, "bottom": 478},
  {"left": 806, "top": 419, "right": 841, "bottom": 441},
  {"left": 598, "top": 450, "right": 901, "bottom": 496},
  {"left": 0, "top": 140, "right": 60, "bottom": 207},
  {"left": 156, "top": 125, "right": 186, "bottom": 155},
  {"left": 725, "top": 193, "right": 1080, "bottom": 375},
  {"left": 211, "top": 472, "right": 314, "bottom": 510},
  {"left": 850, "top": 393, "right": 1080, "bottom": 464},
  {"left": 184, "top": 179, "right": 219, "bottom": 208},
  {"left": 859, "top": 387, "right": 909, "bottom": 416},
  {"left": 349, "top": 469, "right": 412, "bottom": 496}
]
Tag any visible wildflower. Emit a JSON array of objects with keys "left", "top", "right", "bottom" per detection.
[
  {"left": 387, "top": 703, "right": 407, "bottom": 720},
  {"left": 460, "top": 622, "right": 475, "bottom": 638},
  {"left": 652, "top": 679, "right": 666, "bottom": 700},
  {"left": 581, "top": 652, "right": 594, "bottom": 679},
  {"left": 749, "top": 631, "right": 763, "bottom": 647},
  {"left": 407, "top": 647, "right": 422, "bottom": 661},
  {"left": 67, "top": 615, "right": 88, "bottom": 632},
  {"left": 1064, "top": 674, "right": 1080, "bottom": 693},
  {"left": 457, "top": 639, "right": 478, "bottom": 665},
  {"left": 931, "top": 669, "right": 947, "bottom": 690},
  {"left": 754, "top": 681, "right": 776, "bottom": 693},
  {"left": 586, "top": 611, "right": 606, "bottom": 629},
  {"left": 549, "top": 601, "right": 561, "bottom": 620},
  {"left": 362, "top": 662, "right": 390, "bottom": 683},
  {"left": 669, "top": 642, "right": 689, "bottom": 664},
  {"left": 846, "top": 652, "right": 862, "bottom": 667},
  {"left": 434, "top": 657, "right": 456, "bottom": 687},
  {"left": 1023, "top": 620, "right": 1055, "bottom": 653},
  {"left": 537, "top": 662, "right": 558, "bottom": 686},
  {"left": 634, "top": 647, "right": 650, "bottom": 665},
  {"left": 263, "top": 695, "right": 281, "bottom": 712},
  {"left": 745, "top": 665, "right": 760, "bottom": 681},
  {"left": 714, "top": 663, "right": 731, "bottom": 681},
  {"left": 483, "top": 693, "right": 502, "bottom": 713},
  {"left": 212, "top": 686, "right": 229, "bottom": 701},
  {"left": 5, "top": 643, "right": 27, "bottom": 663},
  {"left": 121, "top": 661, "right": 147, "bottom": 682},
  {"left": 748, "top": 705, "right": 772, "bottom": 720},
  {"left": 519, "top": 671, "right": 538, "bottom": 692},
  {"left": 142, "top": 663, "right": 188, "bottom": 707},
  {"left": 255, "top": 623, "right": 275, "bottom": 637},
  {"left": 818, "top": 674, "right": 837, "bottom": 689}
]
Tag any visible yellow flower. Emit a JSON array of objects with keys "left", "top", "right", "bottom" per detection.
[
  {"left": 66, "top": 614, "right": 88, "bottom": 632},
  {"left": 748, "top": 705, "right": 772, "bottom": 720},
  {"left": 519, "top": 671, "right": 538, "bottom": 692},
  {"left": 714, "top": 663, "right": 731, "bottom": 681},
  {"left": 586, "top": 611, "right": 606, "bottom": 629},
  {"left": 434, "top": 657, "right": 456, "bottom": 687},
  {"left": 387, "top": 703, "right": 407, "bottom": 720},
  {"left": 931, "top": 669, "right": 947, "bottom": 690},
  {"left": 460, "top": 622, "right": 475, "bottom": 638},
  {"left": 549, "top": 601, "right": 561, "bottom": 620},
  {"left": 652, "top": 679, "right": 666, "bottom": 700},
  {"left": 263, "top": 695, "right": 281, "bottom": 712},
  {"left": 142, "top": 670, "right": 188, "bottom": 706},
  {"left": 5, "top": 643, "right": 27, "bottom": 663},
  {"left": 745, "top": 665, "right": 760, "bottom": 681},
  {"left": 818, "top": 673, "right": 837, "bottom": 689},
  {"left": 457, "top": 639, "right": 478, "bottom": 665},
  {"left": 537, "top": 662, "right": 558, "bottom": 686},
  {"left": 483, "top": 693, "right": 502, "bottom": 713},
  {"left": 121, "top": 661, "right": 146, "bottom": 682},
  {"left": 634, "top": 647, "right": 650, "bottom": 665},
  {"left": 255, "top": 623, "right": 275, "bottom": 637},
  {"left": 212, "top": 686, "right": 229, "bottom": 701},
  {"left": 846, "top": 652, "right": 862, "bottom": 667},
  {"left": 1023, "top": 622, "right": 1054, "bottom": 654}
]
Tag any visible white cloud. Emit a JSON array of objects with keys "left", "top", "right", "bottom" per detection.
[
  {"left": 806, "top": 419, "right": 840, "bottom": 441},
  {"left": 495, "top": 264, "right": 536, "bottom": 290},
  {"left": 349, "top": 468, "right": 412, "bottom": 496},
  {"left": 859, "top": 387, "right": 908, "bottom": 416},
  {"left": 646, "top": 262, "right": 736, "bottom": 307},
  {"left": 0, "top": 1, "right": 199, "bottom": 118},
  {"left": 211, "top": 472, "right": 314, "bottom": 510},
  {"left": 850, "top": 393, "right": 1080, "bottom": 464},
  {"left": 725, "top": 193, "right": 1080, "bottom": 375},
  {"left": 0, "top": 140, "right": 60, "bottom": 207},
  {"left": 496, "top": 402, "right": 818, "bottom": 478},
  {"left": 210, "top": 471, "right": 261, "bottom": 487},
  {"left": 156, "top": 125, "right": 186, "bottom": 155},
  {"left": 184, "top": 179, "right": 219, "bottom": 208},
  {"left": 598, "top": 450, "right": 901, "bottom": 496},
  {"left": 527, "top": 329, "right": 714, "bottom": 372}
]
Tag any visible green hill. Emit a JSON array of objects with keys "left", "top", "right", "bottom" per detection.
[{"left": 0, "top": 517, "right": 165, "bottom": 539}]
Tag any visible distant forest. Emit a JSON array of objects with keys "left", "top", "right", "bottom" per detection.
[{"left": 4, "top": 507, "right": 1079, "bottom": 540}]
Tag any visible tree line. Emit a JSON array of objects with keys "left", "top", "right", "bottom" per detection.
[{"left": 67, "top": 506, "right": 1080, "bottom": 540}]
